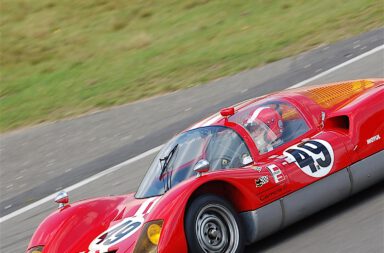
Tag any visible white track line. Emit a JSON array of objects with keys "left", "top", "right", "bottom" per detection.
[
  {"left": 288, "top": 45, "right": 384, "bottom": 89},
  {"left": 0, "top": 145, "right": 163, "bottom": 223},
  {"left": 1, "top": 44, "right": 382, "bottom": 223}
]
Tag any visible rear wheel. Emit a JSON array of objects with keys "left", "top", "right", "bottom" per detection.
[{"left": 185, "top": 194, "right": 244, "bottom": 253}]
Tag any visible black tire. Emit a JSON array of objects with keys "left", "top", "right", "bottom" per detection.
[{"left": 185, "top": 194, "right": 245, "bottom": 253}]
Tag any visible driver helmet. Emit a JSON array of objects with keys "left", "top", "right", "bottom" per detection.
[{"left": 244, "top": 106, "right": 283, "bottom": 148}]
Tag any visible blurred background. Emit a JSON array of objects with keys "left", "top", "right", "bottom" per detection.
[{"left": 1, "top": 0, "right": 383, "bottom": 132}]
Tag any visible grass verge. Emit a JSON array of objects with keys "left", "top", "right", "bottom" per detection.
[{"left": 1, "top": 0, "right": 383, "bottom": 132}]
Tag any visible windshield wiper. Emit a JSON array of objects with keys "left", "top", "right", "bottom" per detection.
[{"left": 159, "top": 144, "right": 178, "bottom": 192}]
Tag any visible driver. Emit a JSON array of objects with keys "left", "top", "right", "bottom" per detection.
[{"left": 244, "top": 106, "right": 284, "bottom": 154}]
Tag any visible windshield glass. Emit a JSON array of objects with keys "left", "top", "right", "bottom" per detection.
[{"left": 136, "top": 126, "right": 252, "bottom": 198}]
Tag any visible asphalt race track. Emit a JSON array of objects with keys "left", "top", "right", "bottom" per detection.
[{"left": 0, "top": 29, "right": 383, "bottom": 252}]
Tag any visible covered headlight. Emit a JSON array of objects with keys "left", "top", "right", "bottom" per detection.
[
  {"left": 27, "top": 246, "right": 44, "bottom": 253},
  {"left": 133, "top": 220, "right": 163, "bottom": 253}
]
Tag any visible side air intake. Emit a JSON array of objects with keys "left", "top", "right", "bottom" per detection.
[{"left": 324, "top": 115, "right": 350, "bottom": 134}]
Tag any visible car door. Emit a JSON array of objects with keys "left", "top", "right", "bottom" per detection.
[
  {"left": 239, "top": 99, "right": 353, "bottom": 228},
  {"left": 237, "top": 100, "right": 315, "bottom": 204},
  {"left": 278, "top": 130, "right": 352, "bottom": 227}
]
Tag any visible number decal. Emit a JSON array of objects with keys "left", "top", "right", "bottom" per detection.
[
  {"left": 283, "top": 139, "right": 334, "bottom": 178},
  {"left": 89, "top": 216, "right": 144, "bottom": 252},
  {"left": 285, "top": 148, "right": 316, "bottom": 172},
  {"left": 99, "top": 219, "right": 142, "bottom": 245},
  {"left": 88, "top": 197, "right": 159, "bottom": 252}
]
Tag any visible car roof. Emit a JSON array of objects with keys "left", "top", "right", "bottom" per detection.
[{"left": 186, "top": 79, "right": 382, "bottom": 131}]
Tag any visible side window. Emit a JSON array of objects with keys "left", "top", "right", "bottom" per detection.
[
  {"left": 232, "top": 102, "right": 309, "bottom": 154},
  {"left": 273, "top": 103, "right": 309, "bottom": 144}
]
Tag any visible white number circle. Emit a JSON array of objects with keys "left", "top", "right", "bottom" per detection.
[
  {"left": 283, "top": 139, "right": 334, "bottom": 178},
  {"left": 89, "top": 216, "right": 144, "bottom": 252}
]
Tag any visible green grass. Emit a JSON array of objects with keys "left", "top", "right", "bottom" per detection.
[{"left": 1, "top": 0, "right": 383, "bottom": 132}]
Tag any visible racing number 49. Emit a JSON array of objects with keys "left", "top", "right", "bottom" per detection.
[{"left": 284, "top": 140, "right": 334, "bottom": 178}]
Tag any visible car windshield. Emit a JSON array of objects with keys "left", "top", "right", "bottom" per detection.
[{"left": 136, "top": 126, "right": 252, "bottom": 198}]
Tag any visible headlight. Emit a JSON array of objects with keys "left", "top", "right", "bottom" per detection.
[
  {"left": 133, "top": 220, "right": 163, "bottom": 253},
  {"left": 27, "top": 246, "right": 44, "bottom": 253}
]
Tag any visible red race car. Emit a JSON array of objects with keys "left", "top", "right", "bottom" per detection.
[{"left": 27, "top": 79, "right": 384, "bottom": 253}]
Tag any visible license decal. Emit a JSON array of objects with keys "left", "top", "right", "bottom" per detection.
[{"left": 283, "top": 139, "right": 334, "bottom": 178}]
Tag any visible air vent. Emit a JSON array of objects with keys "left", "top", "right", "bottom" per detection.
[{"left": 324, "top": 115, "right": 350, "bottom": 134}]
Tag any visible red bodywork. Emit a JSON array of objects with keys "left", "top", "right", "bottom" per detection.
[{"left": 28, "top": 79, "right": 384, "bottom": 253}]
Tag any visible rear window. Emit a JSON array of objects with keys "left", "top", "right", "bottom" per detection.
[{"left": 304, "top": 80, "right": 375, "bottom": 108}]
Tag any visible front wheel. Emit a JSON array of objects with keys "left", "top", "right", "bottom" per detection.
[{"left": 185, "top": 194, "right": 245, "bottom": 253}]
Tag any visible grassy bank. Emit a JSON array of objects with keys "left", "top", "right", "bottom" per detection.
[{"left": 1, "top": 0, "right": 383, "bottom": 131}]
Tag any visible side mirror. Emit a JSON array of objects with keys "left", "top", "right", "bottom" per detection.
[
  {"left": 241, "top": 154, "right": 253, "bottom": 165},
  {"left": 220, "top": 107, "right": 235, "bottom": 117},
  {"left": 54, "top": 191, "right": 69, "bottom": 209},
  {"left": 193, "top": 159, "right": 210, "bottom": 177}
]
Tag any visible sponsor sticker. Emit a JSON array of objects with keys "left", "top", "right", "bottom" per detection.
[
  {"left": 259, "top": 185, "right": 287, "bottom": 202},
  {"left": 266, "top": 164, "right": 285, "bottom": 183},
  {"left": 367, "top": 134, "right": 381, "bottom": 144},
  {"left": 283, "top": 139, "right": 334, "bottom": 178},
  {"left": 256, "top": 176, "right": 269, "bottom": 187}
]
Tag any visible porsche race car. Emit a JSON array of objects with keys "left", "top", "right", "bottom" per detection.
[{"left": 27, "top": 79, "right": 384, "bottom": 253}]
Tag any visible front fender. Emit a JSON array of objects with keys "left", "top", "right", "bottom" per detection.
[
  {"left": 28, "top": 195, "right": 129, "bottom": 252},
  {"left": 146, "top": 169, "right": 257, "bottom": 253}
]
